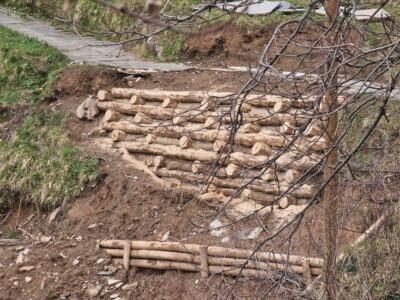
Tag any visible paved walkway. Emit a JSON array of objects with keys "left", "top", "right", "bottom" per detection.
[{"left": 0, "top": 7, "right": 191, "bottom": 72}]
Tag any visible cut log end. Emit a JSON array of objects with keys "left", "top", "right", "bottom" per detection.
[
  {"left": 162, "top": 98, "right": 177, "bottom": 109},
  {"left": 134, "top": 113, "right": 154, "bottom": 124},
  {"left": 104, "top": 109, "right": 121, "bottom": 123},
  {"left": 179, "top": 136, "right": 192, "bottom": 149},
  {"left": 111, "top": 130, "right": 127, "bottom": 142},
  {"left": 130, "top": 95, "right": 145, "bottom": 105},
  {"left": 242, "top": 123, "right": 261, "bottom": 133},
  {"left": 146, "top": 134, "right": 157, "bottom": 144},
  {"left": 251, "top": 142, "right": 272, "bottom": 156},
  {"left": 226, "top": 164, "right": 240, "bottom": 177},
  {"left": 98, "top": 90, "right": 112, "bottom": 101}
]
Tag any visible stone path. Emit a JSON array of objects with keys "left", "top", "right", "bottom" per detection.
[{"left": 0, "top": 7, "right": 191, "bottom": 72}]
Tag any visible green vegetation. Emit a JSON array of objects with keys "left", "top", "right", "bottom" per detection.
[
  {"left": 0, "top": 26, "right": 98, "bottom": 210},
  {"left": 0, "top": 25, "right": 67, "bottom": 104},
  {"left": 338, "top": 213, "right": 400, "bottom": 299}
]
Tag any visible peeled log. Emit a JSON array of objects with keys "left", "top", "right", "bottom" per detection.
[
  {"left": 134, "top": 113, "right": 154, "bottom": 124},
  {"left": 162, "top": 98, "right": 178, "bottom": 109},
  {"left": 251, "top": 142, "right": 272, "bottom": 156},
  {"left": 98, "top": 90, "right": 112, "bottom": 101},
  {"left": 273, "top": 101, "right": 290, "bottom": 113},
  {"left": 130, "top": 95, "right": 145, "bottom": 105},
  {"left": 240, "top": 189, "right": 275, "bottom": 204},
  {"left": 179, "top": 136, "right": 192, "bottom": 149},
  {"left": 304, "top": 124, "right": 322, "bottom": 137},
  {"left": 104, "top": 110, "right": 121, "bottom": 122},
  {"left": 280, "top": 121, "right": 296, "bottom": 135},
  {"left": 121, "top": 141, "right": 219, "bottom": 162},
  {"left": 242, "top": 123, "right": 261, "bottom": 133},
  {"left": 111, "top": 130, "right": 127, "bottom": 142},
  {"left": 226, "top": 164, "right": 240, "bottom": 177},
  {"left": 153, "top": 156, "right": 192, "bottom": 172},
  {"left": 145, "top": 134, "right": 179, "bottom": 146},
  {"left": 155, "top": 168, "right": 314, "bottom": 198}
]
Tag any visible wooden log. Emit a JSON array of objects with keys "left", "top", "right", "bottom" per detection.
[
  {"left": 97, "top": 90, "right": 112, "bottom": 101},
  {"left": 103, "top": 109, "right": 121, "bottom": 122},
  {"left": 102, "top": 121, "right": 153, "bottom": 135},
  {"left": 302, "top": 259, "right": 312, "bottom": 283},
  {"left": 108, "top": 89, "right": 316, "bottom": 109},
  {"left": 108, "top": 249, "right": 322, "bottom": 276},
  {"left": 100, "top": 240, "right": 324, "bottom": 268},
  {"left": 134, "top": 113, "right": 154, "bottom": 124},
  {"left": 304, "top": 124, "right": 322, "bottom": 137},
  {"left": 278, "top": 196, "right": 294, "bottom": 209},
  {"left": 145, "top": 134, "right": 180, "bottom": 147},
  {"left": 261, "top": 168, "right": 277, "bottom": 181},
  {"left": 179, "top": 136, "right": 192, "bottom": 149},
  {"left": 155, "top": 168, "right": 314, "bottom": 198},
  {"left": 204, "top": 117, "right": 218, "bottom": 129},
  {"left": 153, "top": 157, "right": 193, "bottom": 172},
  {"left": 199, "top": 246, "right": 209, "bottom": 278},
  {"left": 213, "top": 140, "right": 226, "bottom": 153},
  {"left": 273, "top": 101, "right": 290, "bottom": 113},
  {"left": 130, "top": 95, "right": 145, "bottom": 105},
  {"left": 240, "top": 189, "right": 275, "bottom": 204},
  {"left": 123, "top": 240, "right": 131, "bottom": 271},
  {"left": 251, "top": 142, "right": 272, "bottom": 156},
  {"left": 111, "top": 130, "right": 127, "bottom": 142},
  {"left": 285, "top": 170, "right": 301, "bottom": 184},
  {"left": 226, "top": 164, "right": 240, "bottom": 177},
  {"left": 122, "top": 142, "right": 219, "bottom": 162},
  {"left": 280, "top": 121, "right": 296, "bottom": 135},
  {"left": 162, "top": 97, "right": 178, "bottom": 109},
  {"left": 242, "top": 123, "right": 261, "bottom": 133}
]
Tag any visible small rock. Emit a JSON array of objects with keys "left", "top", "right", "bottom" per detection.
[
  {"left": 221, "top": 236, "right": 230, "bottom": 243},
  {"left": 40, "top": 277, "right": 47, "bottom": 290},
  {"left": 15, "top": 246, "right": 25, "bottom": 251},
  {"left": 115, "top": 282, "right": 124, "bottom": 289},
  {"left": 107, "top": 278, "right": 121, "bottom": 286},
  {"left": 122, "top": 282, "right": 138, "bottom": 291},
  {"left": 16, "top": 252, "right": 25, "bottom": 265},
  {"left": 87, "top": 284, "right": 102, "bottom": 297},
  {"left": 87, "top": 223, "right": 98, "bottom": 229},
  {"left": 110, "top": 294, "right": 120, "bottom": 299},
  {"left": 195, "top": 279, "right": 199, "bottom": 285},
  {"left": 48, "top": 207, "right": 61, "bottom": 225},
  {"left": 39, "top": 236, "right": 52, "bottom": 243},
  {"left": 18, "top": 265, "right": 35, "bottom": 272},
  {"left": 13, "top": 280, "right": 18, "bottom": 287},
  {"left": 0, "top": 262, "right": 4, "bottom": 268},
  {"left": 98, "top": 266, "right": 117, "bottom": 276},
  {"left": 25, "top": 276, "right": 32, "bottom": 283},
  {"left": 75, "top": 235, "right": 82, "bottom": 242},
  {"left": 96, "top": 258, "right": 105, "bottom": 264},
  {"left": 72, "top": 258, "right": 80, "bottom": 266},
  {"left": 0, "top": 271, "right": 4, "bottom": 279}
]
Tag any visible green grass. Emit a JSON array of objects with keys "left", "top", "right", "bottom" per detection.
[
  {"left": 0, "top": 111, "right": 99, "bottom": 210},
  {"left": 0, "top": 25, "right": 67, "bottom": 104},
  {"left": 0, "top": 26, "right": 98, "bottom": 211}
]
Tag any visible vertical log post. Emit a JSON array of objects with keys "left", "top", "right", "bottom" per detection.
[
  {"left": 322, "top": 0, "right": 340, "bottom": 299},
  {"left": 302, "top": 259, "right": 312, "bottom": 284},
  {"left": 123, "top": 240, "right": 131, "bottom": 271},
  {"left": 199, "top": 245, "right": 209, "bottom": 278}
]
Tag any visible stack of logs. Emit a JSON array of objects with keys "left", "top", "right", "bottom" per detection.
[
  {"left": 100, "top": 240, "right": 323, "bottom": 282},
  {"left": 94, "top": 88, "right": 325, "bottom": 219}
]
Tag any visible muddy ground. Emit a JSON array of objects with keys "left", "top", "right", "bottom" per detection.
[{"left": 0, "top": 66, "right": 383, "bottom": 300}]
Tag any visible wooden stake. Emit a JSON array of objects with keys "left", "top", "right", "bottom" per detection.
[
  {"left": 302, "top": 259, "right": 312, "bottom": 284},
  {"left": 123, "top": 240, "right": 131, "bottom": 271},
  {"left": 199, "top": 246, "right": 209, "bottom": 278}
]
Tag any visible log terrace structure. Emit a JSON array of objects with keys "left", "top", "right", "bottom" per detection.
[{"left": 94, "top": 88, "right": 327, "bottom": 220}]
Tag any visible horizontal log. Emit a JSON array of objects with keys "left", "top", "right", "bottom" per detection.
[
  {"left": 100, "top": 240, "right": 324, "bottom": 268},
  {"left": 102, "top": 121, "right": 326, "bottom": 151},
  {"left": 108, "top": 249, "right": 321, "bottom": 276},
  {"left": 154, "top": 168, "right": 314, "bottom": 198},
  {"left": 108, "top": 89, "right": 316, "bottom": 109}
]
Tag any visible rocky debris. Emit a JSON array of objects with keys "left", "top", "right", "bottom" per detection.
[
  {"left": 18, "top": 265, "right": 35, "bottom": 272},
  {"left": 87, "top": 284, "right": 103, "bottom": 297},
  {"left": 76, "top": 95, "right": 99, "bottom": 121},
  {"left": 47, "top": 207, "right": 61, "bottom": 225},
  {"left": 122, "top": 282, "right": 139, "bottom": 291},
  {"left": 96, "top": 258, "right": 105, "bottom": 264},
  {"left": 110, "top": 293, "right": 120, "bottom": 299},
  {"left": 40, "top": 277, "right": 47, "bottom": 290},
  {"left": 39, "top": 236, "right": 53, "bottom": 244},
  {"left": 98, "top": 265, "right": 117, "bottom": 276},
  {"left": 72, "top": 258, "right": 80, "bottom": 266},
  {"left": 25, "top": 276, "right": 32, "bottom": 283},
  {"left": 107, "top": 278, "right": 122, "bottom": 286}
]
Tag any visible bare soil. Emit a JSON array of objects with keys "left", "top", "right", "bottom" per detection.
[{"left": 0, "top": 66, "right": 383, "bottom": 300}]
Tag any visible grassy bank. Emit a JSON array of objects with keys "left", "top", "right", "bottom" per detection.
[{"left": 0, "top": 25, "right": 98, "bottom": 210}]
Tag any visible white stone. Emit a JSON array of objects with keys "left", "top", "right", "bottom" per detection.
[
  {"left": 110, "top": 293, "right": 120, "bottom": 299},
  {"left": 25, "top": 276, "right": 32, "bottom": 283},
  {"left": 72, "top": 259, "right": 80, "bottom": 266},
  {"left": 107, "top": 278, "right": 121, "bottom": 286}
]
